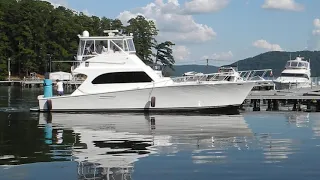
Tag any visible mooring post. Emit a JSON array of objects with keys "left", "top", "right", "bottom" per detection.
[
  {"left": 253, "top": 99, "right": 261, "bottom": 111},
  {"left": 253, "top": 100, "right": 257, "bottom": 111},
  {"left": 316, "top": 100, "right": 320, "bottom": 112},
  {"left": 306, "top": 100, "right": 311, "bottom": 112},
  {"left": 292, "top": 100, "right": 297, "bottom": 111},
  {"left": 297, "top": 100, "right": 301, "bottom": 111},
  {"left": 272, "top": 99, "right": 279, "bottom": 111},
  {"left": 44, "top": 72, "right": 53, "bottom": 98},
  {"left": 266, "top": 99, "right": 272, "bottom": 111}
]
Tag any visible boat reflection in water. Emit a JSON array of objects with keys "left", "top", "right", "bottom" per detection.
[
  {"left": 286, "top": 112, "right": 310, "bottom": 128},
  {"left": 37, "top": 112, "right": 253, "bottom": 180}
]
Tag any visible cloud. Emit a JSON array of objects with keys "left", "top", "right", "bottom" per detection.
[
  {"left": 262, "top": 0, "right": 304, "bottom": 11},
  {"left": 183, "top": 0, "right": 229, "bottom": 14},
  {"left": 173, "top": 45, "right": 191, "bottom": 61},
  {"left": 308, "top": 18, "right": 320, "bottom": 50},
  {"left": 202, "top": 51, "right": 234, "bottom": 61},
  {"left": 42, "top": 0, "right": 68, "bottom": 8},
  {"left": 82, "top": 9, "right": 92, "bottom": 16},
  {"left": 117, "top": 0, "right": 217, "bottom": 43},
  {"left": 312, "top": 18, "right": 320, "bottom": 35},
  {"left": 43, "top": 0, "right": 94, "bottom": 16},
  {"left": 253, "top": 39, "right": 283, "bottom": 51}
]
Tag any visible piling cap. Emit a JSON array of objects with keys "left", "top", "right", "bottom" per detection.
[{"left": 44, "top": 72, "right": 50, "bottom": 79}]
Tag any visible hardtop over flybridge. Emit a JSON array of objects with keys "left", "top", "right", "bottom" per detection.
[{"left": 31, "top": 30, "right": 255, "bottom": 112}]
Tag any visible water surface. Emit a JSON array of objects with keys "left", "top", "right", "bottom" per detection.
[{"left": 0, "top": 86, "right": 320, "bottom": 180}]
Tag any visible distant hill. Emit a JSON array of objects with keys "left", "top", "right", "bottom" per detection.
[{"left": 172, "top": 51, "right": 320, "bottom": 77}]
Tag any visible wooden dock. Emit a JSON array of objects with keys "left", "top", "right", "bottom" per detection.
[
  {"left": 0, "top": 79, "right": 83, "bottom": 88},
  {"left": 245, "top": 86, "right": 320, "bottom": 112}
]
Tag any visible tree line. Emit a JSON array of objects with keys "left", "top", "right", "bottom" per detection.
[{"left": 0, "top": 0, "right": 175, "bottom": 80}]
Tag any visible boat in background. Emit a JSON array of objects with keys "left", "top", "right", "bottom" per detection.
[
  {"left": 179, "top": 66, "right": 274, "bottom": 91},
  {"left": 33, "top": 30, "right": 255, "bottom": 112},
  {"left": 273, "top": 56, "right": 312, "bottom": 90}
]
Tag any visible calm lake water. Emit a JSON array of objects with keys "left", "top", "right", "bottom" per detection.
[{"left": 1, "top": 86, "right": 320, "bottom": 180}]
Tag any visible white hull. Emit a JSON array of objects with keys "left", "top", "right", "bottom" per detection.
[
  {"left": 273, "top": 80, "right": 311, "bottom": 90},
  {"left": 36, "top": 82, "right": 254, "bottom": 112}
]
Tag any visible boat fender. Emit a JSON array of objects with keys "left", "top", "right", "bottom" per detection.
[
  {"left": 151, "top": 96, "right": 156, "bottom": 107},
  {"left": 47, "top": 99, "right": 52, "bottom": 111}
]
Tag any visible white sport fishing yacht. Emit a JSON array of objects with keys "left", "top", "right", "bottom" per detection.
[
  {"left": 34, "top": 30, "right": 255, "bottom": 112},
  {"left": 273, "top": 56, "right": 312, "bottom": 90}
]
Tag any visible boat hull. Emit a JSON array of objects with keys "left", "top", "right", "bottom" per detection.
[
  {"left": 273, "top": 81, "right": 311, "bottom": 90},
  {"left": 35, "top": 82, "right": 254, "bottom": 113}
]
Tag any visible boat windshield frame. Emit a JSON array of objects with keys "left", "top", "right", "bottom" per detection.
[
  {"left": 76, "top": 36, "right": 136, "bottom": 60},
  {"left": 285, "top": 60, "right": 309, "bottom": 69}
]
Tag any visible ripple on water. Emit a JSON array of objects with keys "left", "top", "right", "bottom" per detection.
[{"left": 1, "top": 92, "right": 320, "bottom": 180}]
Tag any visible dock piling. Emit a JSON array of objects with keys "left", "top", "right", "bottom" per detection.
[
  {"left": 266, "top": 100, "right": 272, "bottom": 111},
  {"left": 253, "top": 99, "right": 261, "bottom": 111}
]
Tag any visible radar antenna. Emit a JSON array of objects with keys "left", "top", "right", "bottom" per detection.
[{"left": 103, "top": 30, "right": 119, "bottom": 37}]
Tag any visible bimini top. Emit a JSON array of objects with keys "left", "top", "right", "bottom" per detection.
[{"left": 76, "top": 30, "right": 136, "bottom": 61}]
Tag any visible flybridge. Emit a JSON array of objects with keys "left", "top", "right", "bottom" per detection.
[
  {"left": 285, "top": 56, "right": 310, "bottom": 69},
  {"left": 76, "top": 30, "right": 136, "bottom": 61}
]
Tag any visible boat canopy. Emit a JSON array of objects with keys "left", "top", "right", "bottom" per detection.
[{"left": 76, "top": 30, "right": 136, "bottom": 61}]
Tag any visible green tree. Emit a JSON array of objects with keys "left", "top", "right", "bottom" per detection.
[
  {"left": 0, "top": 0, "right": 171, "bottom": 78},
  {"left": 154, "top": 41, "right": 175, "bottom": 69},
  {"left": 126, "top": 15, "right": 158, "bottom": 63}
]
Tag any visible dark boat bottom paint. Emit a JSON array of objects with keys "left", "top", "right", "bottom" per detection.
[{"left": 30, "top": 105, "right": 241, "bottom": 115}]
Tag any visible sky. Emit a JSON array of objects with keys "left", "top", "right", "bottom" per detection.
[{"left": 45, "top": 0, "right": 320, "bottom": 66}]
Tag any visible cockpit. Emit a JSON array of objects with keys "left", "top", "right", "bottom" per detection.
[{"left": 76, "top": 30, "right": 136, "bottom": 61}]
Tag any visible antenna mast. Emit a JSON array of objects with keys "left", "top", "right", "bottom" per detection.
[
  {"left": 206, "top": 58, "right": 215, "bottom": 73},
  {"left": 289, "top": 53, "right": 291, "bottom": 60}
]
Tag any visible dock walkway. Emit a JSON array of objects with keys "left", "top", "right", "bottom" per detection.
[
  {"left": 245, "top": 85, "right": 320, "bottom": 112},
  {"left": 247, "top": 86, "right": 320, "bottom": 100},
  {"left": 0, "top": 79, "right": 83, "bottom": 88}
]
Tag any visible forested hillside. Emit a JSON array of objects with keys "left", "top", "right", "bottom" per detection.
[{"left": 171, "top": 51, "right": 320, "bottom": 77}]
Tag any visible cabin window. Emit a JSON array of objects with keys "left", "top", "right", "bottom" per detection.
[
  {"left": 123, "top": 40, "right": 129, "bottom": 51},
  {"left": 127, "top": 39, "right": 136, "bottom": 52},
  {"left": 84, "top": 40, "right": 94, "bottom": 55},
  {"left": 285, "top": 62, "right": 290, "bottom": 67},
  {"left": 281, "top": 73, "right": 309, "bottom": 79},
  {"left": 94, "top": 40, "right": 108, "bottom": 54},
  {"left": 110, "top": 40, "right": 123, "bottom": 52},
  {"left": 297, "top": 62, "right": 307, "bottom": 68},
  {"left": 92, "top": 72, "right": 153, "bottom": 84},
  {"left": 290, "top": 62, "right": 298, "bottom": 67},
  {"left": 78, "top": 40, "right": 86, "bottom": 56}
]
